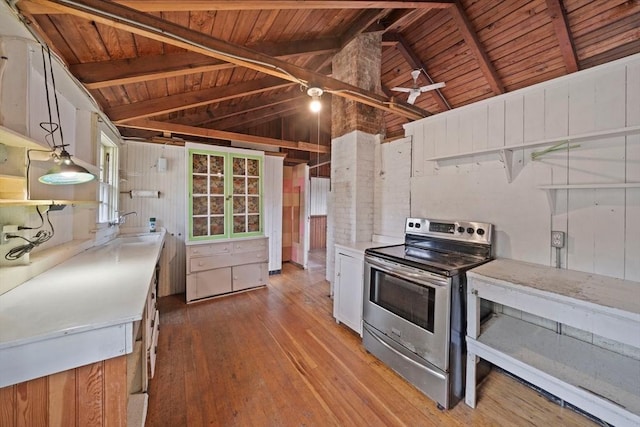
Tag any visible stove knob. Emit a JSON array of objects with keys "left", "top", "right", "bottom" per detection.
[
  {"left": 415, "top": 223, "right": 421, "bottom": 228},
  {"left": 457, "top": 226, "right": 465, "bottom": 233},
  {"left": 477, "top": 228, "right": 485, "bottom": 236},
  {"left": 408, "top": 222, "right": 414, "bottom": 228},
  {"left": 466, "top": 227, "right": 475, "bottom": 234}
]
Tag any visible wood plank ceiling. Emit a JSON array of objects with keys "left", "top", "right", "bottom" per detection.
[{"left": 12, "top": 0, "right": 640, "bottom": 175}]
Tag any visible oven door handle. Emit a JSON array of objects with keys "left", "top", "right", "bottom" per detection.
[{"left": 365, "top": 256, "right": 449, "bottom": 287}]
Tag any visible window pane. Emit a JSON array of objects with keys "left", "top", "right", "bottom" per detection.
[{"left": 192, "top": 154, "right": 208, "bottom": 173}]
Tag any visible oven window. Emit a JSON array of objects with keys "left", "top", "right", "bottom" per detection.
[{"left": 370, "top": 268, "right": 435, "bottom": 332}]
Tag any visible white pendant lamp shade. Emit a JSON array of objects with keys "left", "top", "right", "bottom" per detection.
[{"left": 38, "top": 149, "right": 95, "bottom": 185}]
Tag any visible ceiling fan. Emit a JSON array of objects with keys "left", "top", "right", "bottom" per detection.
[{"left": 391, "top": 70, "right": 445, "bottom": 105}]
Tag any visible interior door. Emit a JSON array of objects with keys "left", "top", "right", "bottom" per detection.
[{"left": 291, "top": 164, "right": 309, "bottom": 268}]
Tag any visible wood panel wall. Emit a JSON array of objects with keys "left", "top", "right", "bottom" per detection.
[
  {"left": 264, "top": 155, "right": 284, "bottom": 272},
  {"left": 405, "top": 53, "right": 640, "bottom": 281},
  {"left": 309, "top": 215, "right": 327, "bottom": 249},
  {"left": 119, "top": 141, "right": 186, "bottom": 296},
  {"left": 282, "top": 166, "right": 293, "bottom": 262},
  {"left": 0, "top": 356, "right": 127, "bottom": 427}
]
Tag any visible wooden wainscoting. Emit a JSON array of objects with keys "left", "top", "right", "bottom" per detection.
[
  {"left": 310, "top": 215, "right": 327, "bottom": 249},
  {"left": 0, "top": 356, "right": 127, "bottom": 427}
]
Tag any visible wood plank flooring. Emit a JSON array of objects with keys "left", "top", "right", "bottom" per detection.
[{"left": 147, "top": 262, "right": 596, "bottom": 426}]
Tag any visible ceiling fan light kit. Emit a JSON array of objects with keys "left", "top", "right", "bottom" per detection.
[{"left": 391, "top": 69, "right": 445, "bottom": 105}]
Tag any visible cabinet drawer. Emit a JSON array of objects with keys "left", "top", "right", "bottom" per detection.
[
  {"left": 189, "top": 253, "right": 236, "bottom": 272},
  {"left": 233, "top": 263, "right": 268, "bottom": 291},
  {"left": 187, "top": 242, "right": 232, "bottom": 257},
  {"left": 233, "top": 238, "right": 267, "bottom": 253},
  {"left": 233, "top": 249, "right": 268, "bottom": 265},
  {"left": 192, "top": 267, "right": 232, "bottom": 299}
]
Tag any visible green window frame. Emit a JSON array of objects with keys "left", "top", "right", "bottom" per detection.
[{"left": 188, "top": 148, "right": 263, "bottom": 241}]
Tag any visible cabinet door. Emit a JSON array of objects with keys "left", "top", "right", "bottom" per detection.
[
  {"left": 189, "top": 150, "right": 227, "bottom": 240},
  {"left": 231, "top": 155, "right": 263, "bottom": 238},
  {"left": 335, "top": 252, "right": 364, "bottom": 335},
  {"left": 233, "top": 263, "right": 268, "bottom": 291},
  {"left": 192, "top": 267, "right": 232, "bottom": 299}
]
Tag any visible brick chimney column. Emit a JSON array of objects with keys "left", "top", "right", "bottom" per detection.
[{"left": 326, "top": 32, "right": 383, "bottom": 284}]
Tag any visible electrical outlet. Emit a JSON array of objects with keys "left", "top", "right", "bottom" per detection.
[
  {"left": 551, "top": 231, "right": 565, "bottom": 248},
  {"left": 1, "top": 225, "right": 19, "bottom": 244}
]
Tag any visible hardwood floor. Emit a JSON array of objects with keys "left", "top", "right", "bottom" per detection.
[{"left": 147, "top": 262, "right": 595, "bottom": 426}]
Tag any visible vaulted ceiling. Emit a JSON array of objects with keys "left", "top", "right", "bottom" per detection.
[{"left": 11, "top": 0, "right": 640, "bottom": 174}]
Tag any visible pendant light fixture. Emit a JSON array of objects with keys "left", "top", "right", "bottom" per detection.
[
  {"left": 37, "top": 45, "right": 95, "bottom": 185},
  {"left": 307, "top": 86, "right": 323, "bottom": 113}
]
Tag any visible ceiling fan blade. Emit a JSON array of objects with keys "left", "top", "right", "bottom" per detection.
[
  {"left": 391, "top": 87, "right": 412, "bottom": 93},
  {"left": 407, "top": 91, "right": 420, "bottom": 105},
  {"left": 419, "top": 82, "right": 446, "bottom": 92}
]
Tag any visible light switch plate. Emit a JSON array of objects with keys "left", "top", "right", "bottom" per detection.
[{"left": 551, "top": 231, "right": 565, "bottom": 248}]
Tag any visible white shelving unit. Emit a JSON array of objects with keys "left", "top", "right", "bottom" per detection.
[
  {"left": 424, "top": 125, "right": 640, "bottom": 183},
  {"left": 465, "top": 259, "right": 640, "bottom": 427},
  {"left": 0, "top": 125, "right": 98, "bottom": 206},
  {"left": 538, "top": 183, "right": 640, "bottom": 211}
]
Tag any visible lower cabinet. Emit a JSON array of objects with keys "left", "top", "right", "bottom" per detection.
[
  {"left": 186, "top": 236, "right": 269, "bottom": 303},
  {"left": 333, "top": 245, "right": 366, "bottom": 336}
]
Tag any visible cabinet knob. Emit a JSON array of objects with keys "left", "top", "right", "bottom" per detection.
[
  {"left": 233, "top": 276, "right": 238, "bottom": 280},
  {"left": 198, "top": 261, "right": 204, "bottom": 266},
  {"left": 471, "top": 289, "right": 478, "bottom": 295}
]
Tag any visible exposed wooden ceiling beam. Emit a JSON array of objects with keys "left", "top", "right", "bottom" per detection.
[
  {"left": 118, "top": 119, "right": 331, "bottom": 154},
  {"left": 545, "top": 0, "right": 579, "bottom": 73},
  {"left": 379, "top": 8, "right": 431, "bottom": 33},
  {"left": 214, "top": 100, "right": 305, "bottom": 130},
  {"left": 107, "top": 76, "right": 294, "bottom": 123},
  {"left": 449, "top": 1, "right": 504, "bottom": 95},
  {"left": 29, "top": 0, "right": 428, "bottom": 121},
  {"left": 19, "top": 1, "right": 455, "bottom": 14},
  {"left": 384, "top": 32, "right": 451, "bottom": 111},
  {"left": 177, "top": 93, "right": 307, "bottom": 127},
  {"left": 72, "top": 38, "right": 342, "bottom": 89},
  {"left": 339, "top": 9, "right": 390, "bottom": 48},
  {"left": 309, "top": 153, "right": 331, "bottom": 168}
]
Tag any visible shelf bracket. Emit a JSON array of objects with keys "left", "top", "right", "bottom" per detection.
[{"left": 499, "top": 149, "right": 523, "bottom": 183}]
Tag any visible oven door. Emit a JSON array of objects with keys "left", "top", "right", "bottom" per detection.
[{"left": 363, "top": 255, "right": 451, "bottom": 371}]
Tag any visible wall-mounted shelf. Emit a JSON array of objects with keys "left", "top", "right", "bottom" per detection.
[
  {"left": 0, "top": 125, "right": 48, "bottom": 150},
  {"left": 0, "top": 125, "right": 99, "bottom": 206},
  {"left": 425, "top": 125, "right": 640, "bottom": 183},
  {"left": 0, "top": 199, "right": 99, "bottom": 207},
  {"left": 538, "top": 183, "right": 640, "bottom": 211}
]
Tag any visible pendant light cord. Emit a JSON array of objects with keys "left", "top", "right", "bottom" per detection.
[{"left": 39, "top": 45, "right": 64, "bottom": 150}]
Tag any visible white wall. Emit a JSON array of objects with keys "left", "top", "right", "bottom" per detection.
[
  {"left": 264, "top": 155, "right": 284, "bottom": 272},
  {"left": 310, "top": 177, "right": 329, "bottom": 216},
  {"left": 119, "top": 141, "right": 186, "bottom": 296},
  {"left": 374, "top": 137, "right": 411, "bottom": 238},
  {"left": 404, "top": 53, "right": 640, "bottom": 281}
]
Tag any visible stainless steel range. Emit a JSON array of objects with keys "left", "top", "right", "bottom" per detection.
[{"left": 363, "top": 217, "right": 493, "bottom": 409}]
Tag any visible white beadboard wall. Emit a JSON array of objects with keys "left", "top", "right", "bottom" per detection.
[
  {"left": 264, "top": 155, "right": 283, "bottom": 272},
  {"left": 310, "top": 177, "right": 329, "bottom": 215},
  {"left": 119, "top": 141, "right": 186, "bottom": 296},
  {"left": 374, "top": 137, "right": 411, "bottom": 238},
  {"left": 404, "top": 53, "right": 640, "bottom": 282}
]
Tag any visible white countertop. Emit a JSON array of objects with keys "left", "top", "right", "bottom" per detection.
[
  {"left": 0, "top": 229, "right": 165, "bottom": 387},
  {"left": 469, "top": 258, "right": 640, "bottom": 317}
]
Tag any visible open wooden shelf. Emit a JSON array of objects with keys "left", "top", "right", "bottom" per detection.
[
  {"left": 470, "top": 314, "right": 640, "bottom": 425},
  {"left": 538, "top": 183, "right": 640, "bottom": 210}
]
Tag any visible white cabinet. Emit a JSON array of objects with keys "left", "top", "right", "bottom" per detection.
[
  {"left": 465, "top": 259, "right": 640, "bottom": 427},
  {"left": 333, "top": 244, "right": 371, "bottom": 336},
  {"left": 186, "top": 236, "right": 268, "bottom": 303}
]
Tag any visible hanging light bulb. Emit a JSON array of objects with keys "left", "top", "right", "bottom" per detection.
[
  {"left": 307, "top": 87, "right": 323, "bottom": 113},
  {"left": 39, "top": 148, "right": 95, "bottom": 185}
]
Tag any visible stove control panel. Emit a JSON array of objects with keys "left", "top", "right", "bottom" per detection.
[{"left": 405, "top": 217, "right": 493, "bottom": 244}]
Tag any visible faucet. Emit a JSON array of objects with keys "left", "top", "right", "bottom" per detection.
[{"left": 109, "top": 211, "right": 137, "bottom": 227}]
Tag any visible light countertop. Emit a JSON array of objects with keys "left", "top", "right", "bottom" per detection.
[
  {"left": 469, "top": 258, "right": 640, "bottom": 317},
  {"left": 0, "top": 229, "right": 165, "bottom": 387}
]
